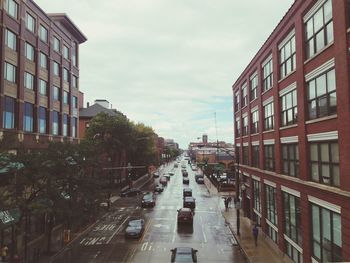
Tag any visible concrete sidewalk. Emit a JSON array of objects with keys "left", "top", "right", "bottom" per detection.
[{"left": 204, "top": 176, "right": 287, "bottom": 263}]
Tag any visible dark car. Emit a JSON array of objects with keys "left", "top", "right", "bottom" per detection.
[
  {"left": 196, "top": 177, "right": 204, "bottom": 184},
  {"left": 171, "top": 247, "right": 198, "bottom": 262},
  {"left": 141, "top": 192, "right": 156, "bottom": 208},
  {"left": 169, "top": 171, "right": 175, "bottom": 176},
  {"left": 195, "top": 174, "right": 203, "bottom": 182},
  {"left": 154, "top": 184, "right": 164, "bottom": 193},
  {"left": 177, "top": 208, "right": 193, "bottom": 224},
  {"left": 120, "top": 188, "right": 142, "bottom": 197},
  {"left": 164, "top": 174, "right": 171, "bottom": 181},
  {"left": 125, "top": 218, "right": 145, "bottom": 239},
  {"left": 183, "top": 177, "right": 189, "bottom": 184},
  {"left": 182, "top": 170, "right": 188, "bottom": 177},
  {"left": 160, "top": 176, "right": 168, "bottom": 186},
  {"left": 183, "top": 197, "right": 196, "bottom": 210},
  {"left": 183, "top": 187, "right": 192, "bottom": 197}
]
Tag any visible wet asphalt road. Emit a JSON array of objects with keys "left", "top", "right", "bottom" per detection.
[{"left": 54, "top": 159, "right": 246, "bottom": 263}]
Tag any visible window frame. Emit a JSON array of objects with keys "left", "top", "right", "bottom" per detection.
[
  {"left": 242, "top": 84, "right": 248, "bottom": 108},
  {"left": 252, "top": 145, "right": 259, "bottom": 168},
  {"left": 250, "top": 74, "right": 258, "bottom": 101},
  {"left": 282, "top": 143, "right": 299, "bottom": 177},
  {"left": 234, "top": 91, "right": 240, "bottom": 112},
  {"left": 39, "top": 79, "right": 47, "bottom": 95},
  {"left": 281, "top": 89, "right": 298, "bottom": 126},
  {"left": 3, "top": 96, "right": 16, "bottom": 129},
  {"left": 53, "top": 86, "right": 60, "bottom": 101},
  {"left": 39, "top": 107, "right": 47, "bottom": 134},
  {"left": 264, "top": 101, "right": 274, "bottom": 131},
  {"left": 279, "top": 34, "right": 296, "bottom": 79},
  {"left": 263, "top": 58, "right": 273, "bottom": 92},
  {"left": 39, "top": 24, "right": 48, "bottom": 43},
  {"left": 242, "top": 115, "right": 248, "bottom": 136},
  {"left": 25, "top": 12, "right": 36, "bottom": 33},
  {"left": 251, "top": 110, "right": 259, "bottom": 134},
  {"left": 40, "top": 52, "right": 48, "bottom": 69},
  {"left": 23, "top": 102, "right": 34, "bottom": 132},
  {"left": 53, "top": 61, "right": 60, "bottom": 76},
  {"left": 264, "top": 144, "right": 275, "bottom": 171},
  {"left": 4, "top": 62, "right": 16, "bottom": 83},
  {"left": 5, "top": 0, "right": 18, "bottom": 19},
  {"left": 52, "top": 111, "right": 59, "bottom": 135},
  {"left": 63, "top": 45, "right": 69, "bottom": 60},
  {"left": 25, "top": 42, "right": 35, "bottom": 61},
  {"left": 53, "top": 37, "right": 61, "bottom": 53},
  {"left": 5, "top": 29, "right": 17, "bottom": 50},
  {"left": 24, "top": 72, "right": 34, "bottom": 90},
  {"left": 242, "top": 146, "right": 249, "bottom": 165}
]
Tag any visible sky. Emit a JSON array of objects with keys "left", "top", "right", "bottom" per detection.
[{"left": 35, "top": 0, "right": 294, "bottom": 149}]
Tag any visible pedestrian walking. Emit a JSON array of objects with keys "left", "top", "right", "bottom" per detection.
[
  {"left": 224, "top": 198, "right": 229, "bottom": 211},
  {"left": 1, "top": 245, "right": 8, "bottom": 262},
  {"left": 227, "top": 196, "right": 232, "bottom": 207},
  {"left": 252, "top": 224, "right": 259, "bottom": 246}
]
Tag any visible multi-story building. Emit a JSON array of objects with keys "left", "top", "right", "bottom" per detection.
[
  {"left": 0, "top": 0, "right": 87, "bottom": 150},
  {"left": 232, "top": 0, "right": 350, "bottom": 262}
]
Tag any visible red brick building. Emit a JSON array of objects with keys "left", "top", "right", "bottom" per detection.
[
  {"left": 232, "top": 1, "right": 350, "bottom": 262},
  {"left": 0, "top": 0, "right": 87, "bottom": 150}
]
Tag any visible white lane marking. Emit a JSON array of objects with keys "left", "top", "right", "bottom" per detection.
[
  {"left": 199, "top": 215, "right": 207, "bottom": 243},
  {"left": 141, "top": 242, "right": 148, "bottom": 251},
  {"left": 107, "top": 216, "right": 130, "bottom": 244},
  {"left": 172, "top": 220, "right": 176, "bottom": 243}
]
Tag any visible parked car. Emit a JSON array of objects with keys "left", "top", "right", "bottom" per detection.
[
  {"left": 196, "top": 177, "right": 204, "bottom": 184},
  {"left": 195, "top": 174, "right": 203, "bottom": 182},
  {"left": 174, "top": 163, "right": 179, "bottom": 168},
  {"left": 183, "top": 197, "right": 196, "bottom": 210},
  {"left": 153, "top": 172, "right": 160, "bottom": 178},
  {"left": 183, "top": 187, "right": 192, "bottom": 197},
  {"left": 170, "top": 247, "right": 198, "bottom": 263},
  {"left": 154, "top": 184, "right": 164, "bottom": 193},
  {"left": 160, "top": 176, "right": 168, "bottom": 186},
  {"left": 182, "top": 170, "right": 188, "bottom": 177},
  {"left": 120, "top": 188, "right": 142, "bottom": 197},
  {"left": 164, "top": 174, "right": 171, "bottom": 181},
  {"left": 177, "top": 208, "right": 194, "bottom": 225},
  {"left": 181, "top": 164, "right": 186, "bottom": 169},
  {"left": 141, "top": 192, "right": 156, "bottom": 208},
  {"left": 125, "top": 218, "right": 145, "bottom": 238},
  {"left": 169, "top": 171, "right": 175, "bottom": 176},
  {"left": 183, "top": 177, "right": 189, "bottom": 184},
  {"left": 191, "top": 165, "right": 198, "bottom": 171}
]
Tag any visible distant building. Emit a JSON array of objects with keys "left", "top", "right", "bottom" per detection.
[
  {"left": 0, "top": 0, "right": 87, "bottom": 150},
  {"left": 232, "top": 0, "right": 350, "bottom": 262}
]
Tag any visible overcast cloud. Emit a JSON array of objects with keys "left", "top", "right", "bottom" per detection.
[{"left": 35, "top": 0, "right": 294, "bottom": 148}]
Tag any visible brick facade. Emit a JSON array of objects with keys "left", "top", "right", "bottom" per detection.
[{"left": 232, "top": 0, "right": 350, "bottom": 262}]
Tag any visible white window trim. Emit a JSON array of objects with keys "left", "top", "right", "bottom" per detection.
[
  {"left": 252, "top": 175, "right": 260, "bottom": 181},
  {"left": 305, "top": 58, "right": 335, "bottom": 82},
  {"left": 278, "top": 29, "right": 295, "bottom": 50},
  {"left": 243, "top": 142, "right": 249, "bottom": 147},
  {"left": 242, "top": 112, "right": 248, "bottom": 118},
  {"left": 280, "top": 136, "right": 298, "bottom": 144},
  {"left": 263, "top": 139, "right": 275, "bottom": 145},
  {"left": 242, "top": 82, "right": 247, "bottom": 89},
  {"left": 279, "top": 82, "right": 297, "bottom": 96},
  {"left": 251, "top": 106, "right": 258, "bottom": 113},
  {"left": 266, "top": 219, "right": 278, "bottom": 231},
  {"left": 262, "top": 54, "right": 273, "bottom": 67},
  {"left": 284, "top": 235, "right": 303, "bottom": 253},
  {"left": 308, "top": 195, "right": 341, "bottom": 213},
  {"left": 281, "top": 186, "right": 300, "bottom": 197},
  {"left": 253, "top": 208, "right": 262, "bottom": 218},
  {"left": 307, "top": 131, "right": 338, "bottom": 142},
  {"left": 264, "top": 179, "right": 276, "bottom": 188},
  {"left": 263, "top": 97, "right": 273, "bottom": 106},
  {"left": 303, "top": 0, "right": 328, "bottom": 22},
  {"left": 243, "top": 172, "right": 249, "bottom": 176},
  {"left": 252, "top": 141, "right": 260, "bottom": 146},
  {"left": 236, "top": 143, "right": 241, "bottom": 147},
  {"left": 250, "top": 71, "right": 258, "bottom": 80},
  {"left": 311, "top": 257, "right": 319, "bottom": 263}
]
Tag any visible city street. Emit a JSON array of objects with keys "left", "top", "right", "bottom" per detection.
[{"left": 51, "top": 160, "right": 246, "bottom": 263}]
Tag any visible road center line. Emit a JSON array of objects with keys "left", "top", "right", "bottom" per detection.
[
  {"left": 199, "top": 215, "right": 207, "bottom": 243},
  {"left": 107, "top": 215, "right": 130, "bottom": 244}
]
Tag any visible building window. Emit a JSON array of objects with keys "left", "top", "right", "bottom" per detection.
[
  {"left": 242, "top": 84, "right": 247, "bottom": 107},
  {"left": 26, "top": 13, "right": 35, "bottom": 33},
  {"left": 282, "top": 144, "right": 299, "bottom": 177},
  {"left": 281, "top": 89, "right": 297, "bottom": 126},
  {"left": 63, "top": 114, "right": 68, "bottom": 137},
  {"left": 310, "top": 141, "right": 339, "bottom": 187},
  {"left": 242, "top": 115, "right": 248, "bottom": 136},
  {"left": 253, "top": 180, "right": 261, "bottom": 213},
  {"left": 234, "top": 92, "right": 240, "bottom": 112},
  {"left": 72, "top": 117, "right": 78, "bottom": 138},
  {"left": 24, "top": 72, "right": 34, "bottom": 90},
  {"left": 72, "top": 75, "right": 78, "bottom": 89},
  {"left": 3, "top": 96, "right": 15, "bottom": 129},
  {"left": 264, "top": 102, "right": 274, "bottom": 131},
  {"left": 63, "top": 68, "right": 69, "bottom": 82},
  {"left": 25, "top": 42, "right": 35, "bottom": 61},
  {"left": 285, "top": 241, "right": 303, "bottom": 263},
  {"left": 251, "top": 110, "right": 259, "bottom": 134},
  {"left": 280, "top": 35, "right": 296, "bottom": 79},
  {"left": 53, "top": 37, "right": 60, "bottom": 53},
  {"left": 5, "top": 0, "right": 18, "bottom": 19},
  {"left": 52, "top": 111, "right": 59, "bottom": 135},
  {"left": 72, "top": 42, "right": 77, "bottom": 67},
  {"left": 250, "top": 74, "right": 258, "bottom": 101},
  {"left": 53, "top": 86, "right": 60, "bottom": 101},
  {"left": 5, "top": 29, "right": 17, "bottom": 50},
  {"left": 266, "top": 184, "right": 278, "bottom": 243},
  {"left": 40, "top": 52, "right": 48, "bottom": 69},
  {"left": 39, "top": 79, "right": 47, "bottom": 95},
  {"left": 63, "top": 91, "right": 69, "bottom": 104},
  {"left": 39, "top": 107, "right": 47, "bottom": 134},
  {"left": 4, "top": 62, "right": 16, "bottom": 83},
  {"left": 242, "top": 146, "right": 249, "bottom": 165},
  {"left": 23, "top": 102, "right": 34, "bottom": 132},
  {"left": 235, "top": 146, "right": 240, "bottom": 164},
  {"left": 264, "top": 145, "right": 275, "bottom": 171},
  {"left": 53, "top": 62, "right": 60, "bottom": 76},
  {"left": 307, "top": 69, "right": 336, "bottom": 119},
  {"left": 72, "top": 96, "right": 78, "bottom": 109},
  {"left": 263, "top": 58, "right": 273, "bottom": 92},
  {"left": 39, "top": 25, "right": 48, "bottom": 43},
  {"left": 235, "top": 118, "right": 241, "bottom": 137},
  {"left": 63, "top": 45, "right": 69, "bottom": 60},
  {"left": 252, "top": 145, "right": 259, "bottom": 168},
  {"left": 305, "top": 0, "right": 333, "bottom": 59},
  {"left": 311, "top": 204, "right": 342, "bottom": 262}
]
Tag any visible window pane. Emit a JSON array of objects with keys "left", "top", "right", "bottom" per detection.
[
  {"left": 333, "top": 213, "right": 342, "bottom": 247},
  {"left": 333, "top": 165, "right": 340, "bottom": 187},
  {"left": 320, "top": 143, "right": 329, "bottom": 162},
  {"left": 331, "top": 143, "right": 339, "bottom": 162},
  {"left": 324, "top": 0, "right": 332, "bottom": 23},
  {"left": 326, "top": 21, "right": 334, "bottom": 43},
  {"left": 310, "top": 144, "right": 318, "bottom": 161},
  {"left": 311, "top": 163, "right": 319, "bottom": 181},
  {"left": 314, "top": 8, "right": 324, "bottom": 32}
]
